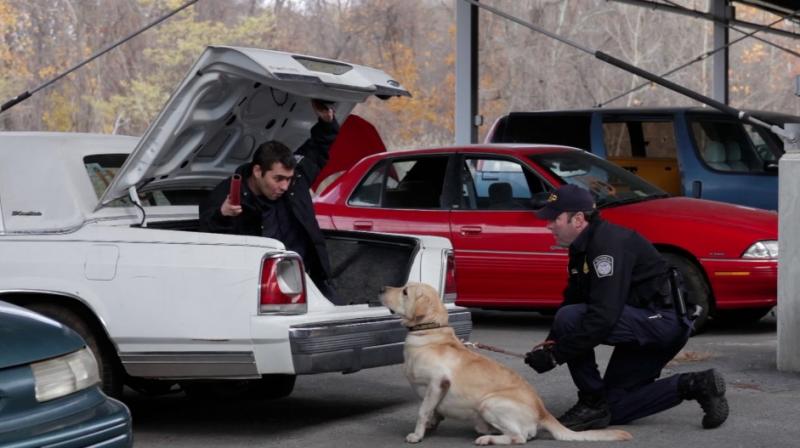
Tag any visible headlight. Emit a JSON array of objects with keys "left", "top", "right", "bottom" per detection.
[
  {"left": 31, "top": 347, "right": 100, "bottom": 402},
  {"left": 742, "top": 240, "right": 779, "bottom": 259}
]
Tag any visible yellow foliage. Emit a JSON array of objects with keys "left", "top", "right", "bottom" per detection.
[
  {"left": 42, "top": 91, "right": 76, "bottom": 131},
  {"left": 91, "top": 1, "right": 277, "bottom": 134}
]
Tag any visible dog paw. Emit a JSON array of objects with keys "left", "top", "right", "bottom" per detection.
[
  {"left": 406, "top": 433, "right": 423, "bottom": 443},
  {"left": 474, "top": 435, "right": 492, "bottom": 445}
]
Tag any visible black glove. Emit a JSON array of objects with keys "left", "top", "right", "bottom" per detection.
[{"left": 524, "top": 347, "right": 557, "bottom": 373}]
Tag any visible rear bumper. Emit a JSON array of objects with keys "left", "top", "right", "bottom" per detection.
[
  {"left": 0, "top": 388, "right": 132, "bottom": 448},
  {"left": 290, "top": 308, "right": 472, "bottom": 374}
]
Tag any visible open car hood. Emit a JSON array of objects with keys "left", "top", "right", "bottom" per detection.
[{"left": 97, "top": 46, "right": 408, "bottom": 208}]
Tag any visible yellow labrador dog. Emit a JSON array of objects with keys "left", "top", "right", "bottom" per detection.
[{"left": 380, "top": 282, "right": 632, "bottom": 445}]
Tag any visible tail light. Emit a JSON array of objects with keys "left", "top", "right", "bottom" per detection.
[
  {"left": 443, "top": 250, "right": 457, "bottom": 303},
  {"left": 260, "top": 255, "right": 307, "bottom": 314}
]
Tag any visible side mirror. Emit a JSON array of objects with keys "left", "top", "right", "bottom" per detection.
[{"left": 530, "top": 191, "right": 550, "bottom": 209}]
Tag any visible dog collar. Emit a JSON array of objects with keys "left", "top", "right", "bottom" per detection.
[{"left": 409, "top": 322, "right": 443, "bottom": 332}]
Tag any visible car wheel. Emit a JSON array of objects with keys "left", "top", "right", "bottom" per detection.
[
  {"left": 26, "top": 303, "right": 124, "bottom": 398},
  {"left": 182, "top": 375, "right": 296, "bottom": 400},
  {"left": 660, "top": 253, "right": 712, "bottom": 333},
  {"left": 251, "top": 374, "right": 296, "bottom": 399},
  {"left": 715, "top": 307, "right": 773, "bottom": 326}
]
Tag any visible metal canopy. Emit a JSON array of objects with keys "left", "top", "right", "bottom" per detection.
[
  {"left": 455, "top": 0, "right": 800, "bottom": 145},
  {"left": 740, "top": 0, "right": 800, "bottom": 15}
]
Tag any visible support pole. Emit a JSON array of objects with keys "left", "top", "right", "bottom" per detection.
[
  {"left": 710, "top": 0, "right": 731, "bottom": 104},
  {"left": 455, "top": 0, "right": 479, "bottom": 144},
  {"left": 778, "top": 122, "right": 800, "bottom": 372}
]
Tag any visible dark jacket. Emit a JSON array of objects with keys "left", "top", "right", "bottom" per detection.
[
  {"left": 198, "top": 118, "right": 339, "bottom": 284},
  {"left": 551, "top": 217, "right": 670, "bottom": 363}
]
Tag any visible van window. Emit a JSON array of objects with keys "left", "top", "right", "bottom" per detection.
[
  {"left": 690, "top": 119, "right": 772, "bottom": 173},
  {"left": 743, "top": 123, "right": 779, "bottom": 163},
  {"left": 498, "top": 115, "right": 591, "bottom": 150},
  {"left": 602, "top": 121, "right": 677, "bottom": 158},
  {"left": 601, "top": 120, "right": 680, "bottom": 195}
]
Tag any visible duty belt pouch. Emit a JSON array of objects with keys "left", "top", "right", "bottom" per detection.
[{"left": 668, "top": 267, "right": 688, "bottom": 317}]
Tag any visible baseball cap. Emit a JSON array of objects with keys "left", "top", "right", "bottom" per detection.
[{"left": 534, "top": 184, "right": 595, "bottom": 220}]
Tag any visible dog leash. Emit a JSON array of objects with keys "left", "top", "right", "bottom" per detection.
[{"left": 460, "top": 339, "right": 554, "bottom": 359}]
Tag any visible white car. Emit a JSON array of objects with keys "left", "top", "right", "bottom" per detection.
[{"left": 0, "top": 46, "right": 471, "bottom": 399}]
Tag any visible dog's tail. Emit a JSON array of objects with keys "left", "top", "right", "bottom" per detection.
[{"left": 539, "top": 413, "right": 632, "bottom": 442}]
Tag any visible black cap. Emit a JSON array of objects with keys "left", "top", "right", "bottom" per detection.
[{"left": 534, "top": 184, "right": 595, "bottom": 220}]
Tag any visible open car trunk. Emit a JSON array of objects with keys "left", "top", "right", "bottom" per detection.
[
  {"left": 144, "top": 220, "right": 418, "bottom": 306},
  {"left": 324, "top": 230, "right": 416, "bottom": 306}
]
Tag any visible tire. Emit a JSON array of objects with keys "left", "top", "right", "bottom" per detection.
[
  {"left": 660, "top": 253, "right": 712, "bottom": 333},
  {"left": 26, "top": 303, "right": 124, "bottom": 398},
  {"left": 126, "top": 378, "right": 178, "bottom": 396},
  {"left": 715, "top": 307, "right": 772, "bottom": 326},
  {"left": 182, "top": 375, "right": 296, "bottom": 401},
  {"left": 252, "top": 374, "right": 296, "bottom": 399}
]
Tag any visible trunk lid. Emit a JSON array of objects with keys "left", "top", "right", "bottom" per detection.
[{"left": 97, "top": 46, "right": 408, "bottom": 208}]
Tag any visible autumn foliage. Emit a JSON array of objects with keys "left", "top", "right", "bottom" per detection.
[{"left": 1, "top": 0, "right": 798, "bottom": 148}]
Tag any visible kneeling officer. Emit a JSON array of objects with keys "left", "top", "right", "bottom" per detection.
[{"left": 525, "top": 184, "right": 728, "bottom": 431}]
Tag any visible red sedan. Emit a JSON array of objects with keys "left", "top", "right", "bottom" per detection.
[{"left": 314, "top": 144, "right": 777, "bottom": 330}]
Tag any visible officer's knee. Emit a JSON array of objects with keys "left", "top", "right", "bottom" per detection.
[{"left": 552, "top": 304, "right": 587, "bottom": 335}]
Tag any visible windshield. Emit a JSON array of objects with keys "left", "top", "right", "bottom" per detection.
[
  {"left": 84, "top": 154, "right": 206, "bottom": 207},
  {"left": 529, "top": 151, "right": 667, "bottom": 207}
]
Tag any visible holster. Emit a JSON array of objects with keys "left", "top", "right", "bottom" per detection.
[{"left": 668, "top": 267, "right": 688, "bottom": 317}]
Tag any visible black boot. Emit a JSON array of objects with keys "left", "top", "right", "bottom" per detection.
[
  {"left": 557, "top": 392, "right": 611, "bottom": 431},
  {"left": 678, "top": 369, "right": 729, "bottom": 429}
]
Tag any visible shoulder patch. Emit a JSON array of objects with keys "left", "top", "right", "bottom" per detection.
[{"left": 592, "top": 255, "right": 614, "bottom": 278}]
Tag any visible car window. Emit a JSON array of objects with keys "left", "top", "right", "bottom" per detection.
[
  {"left": 530, "top": 151, "right": 667, "bottom": 207},
  {"left": 743, "top": 123, "right": 779, "bottom": 163},
  {"left": 348, "top": 156, "right": 449, "bottom": 209},
  {"left": 690, "top": 118, "right": 775, "bottom": 173},
  {"left": 603, "top": 120, "right": 677, "bottom": 158},
  {"left": 348, "top": 161, "right": 387, "bottom": 206},
  {"left": 461, "top": 157, "right": 546, "bottom": 210},
  {"left": 84, "top": 154, "right": 206, "bottom": 207}
]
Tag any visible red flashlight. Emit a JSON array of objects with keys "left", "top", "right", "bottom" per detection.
[{"left": 229, "top": 174, "right": 241, "bottom": 206}]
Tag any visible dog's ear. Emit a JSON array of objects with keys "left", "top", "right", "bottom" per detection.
[
  {"left": 411, "top": 286, "right": 439, "bottom": 324},
  {"left": 419, "top": 283, "right": 449, "bottom": 326}
]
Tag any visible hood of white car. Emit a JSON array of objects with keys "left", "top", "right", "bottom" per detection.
[{"left": 97, "top": 45, "right": 409, "bottom": 208}]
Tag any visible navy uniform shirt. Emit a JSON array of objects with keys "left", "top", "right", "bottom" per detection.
[{"left": 551, "top": 217, "right": 669, "bottom": 363}]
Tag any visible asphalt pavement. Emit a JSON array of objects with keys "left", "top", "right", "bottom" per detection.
[{"left": 129, "top": 308, "right": 800, "bottom": 447}]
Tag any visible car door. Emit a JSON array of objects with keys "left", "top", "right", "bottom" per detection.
[
  {"left": 448, "top": 153, "right": 568, "bottom": 309},
  {"left": 327, "top": 153, "right": 454, "bottom": 239}
]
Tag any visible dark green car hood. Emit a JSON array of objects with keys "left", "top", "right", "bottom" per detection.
[{"left": 0, "top": 301, "right": 83, "bottom": 370}]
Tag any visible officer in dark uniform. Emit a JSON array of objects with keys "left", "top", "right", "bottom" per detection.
[
  {"left": 524, "top": 184, "right": 729, "bottom": 431},
  {"left": 199, "top": 99, "right": 340, "bottom": 301}
]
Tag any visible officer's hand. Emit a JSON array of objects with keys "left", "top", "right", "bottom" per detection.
[
  {"left": 524, "top": 347, "right": 557, "bottom": 373},
  {"left": 311, "top": 99, "right": 335, "bottom": 123},
  {"left": 220, "top": 196, "right": 242, "bottom": 217}
]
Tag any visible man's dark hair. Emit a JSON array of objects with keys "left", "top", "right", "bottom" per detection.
[
  {"left": 567, "top": 209, "right": 599, "bottom": 223},
  {"left": 252, "top": 141, "right": 296, "bottom": 175}
]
